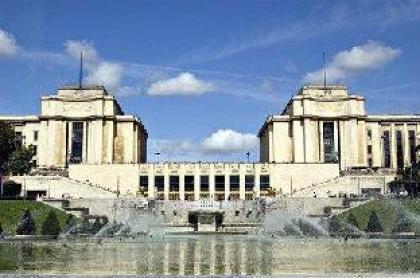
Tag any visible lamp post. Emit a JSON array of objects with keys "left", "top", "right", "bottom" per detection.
[{"left": 245, "top": 151, "right": 250, "bottom": 163}]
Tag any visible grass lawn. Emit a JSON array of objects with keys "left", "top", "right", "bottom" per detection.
[
  {"left": 334, "top": 198, "right": 419, "bottom": 233},
  {"left": 0, "top": 200, "right": 71, "bottom": 235}
]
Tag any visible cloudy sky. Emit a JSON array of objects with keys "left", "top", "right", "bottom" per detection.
[{"left": 0, "top": 0, "right": 419, "bottom": 161}]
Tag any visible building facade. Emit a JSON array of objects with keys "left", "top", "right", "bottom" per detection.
[
  {"left": 1, "top": 85, "right": 419, "bottom": 200},
  {"left": 0, "top": 86, "right": 148, "bottom": 168},
  {"left": 259, "top": 86, "right": 420, "bottom": 171}
]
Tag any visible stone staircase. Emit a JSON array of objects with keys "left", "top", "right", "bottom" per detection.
[{"left": 292, "top": 174, "right": 395, "bottom": 198}]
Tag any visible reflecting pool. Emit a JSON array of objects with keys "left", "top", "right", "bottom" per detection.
[{"left": 0, "top": 236, "right": 418, "bottom": 276}]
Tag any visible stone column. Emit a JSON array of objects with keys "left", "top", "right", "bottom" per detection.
[
  {"left": 254, "top": 165, "right": 261, "bottom": 198},
  {"left": 106, "top": 120, "right": 114, "bottom": 163},
  {"left": 194, "top": 167, "right": 200, "bottom": 201},
  {"left": 390, "top": 123, "right": 397, "bottom": 169},
  {"left": 350, "top": 119, "right": 358, "bottom": 167},
  {"left": 209, "top": 165, "right": 215, "bottom": 200},
  {"left": 164, "top": 165, "right": 170, "bottom": 200},
  {"left": 372, "top": 123, "right": 382, "bottom": 167},
  {"left": 303, "top": 118, "right": 312, "bottom": 162},
  {"left": 82, "top": 121, "right": 87, "bottom": 163},
  {"left": 224, "top": 170, "right": 230, "bottom": 200},
  {"left": 403, "top": 123, "right": 410, "bottom": 167},
  {"left": 268, "top": 124, "right": 274, "bottom": 162},
  {"left": 179, "top": 173, "right": 185, "bottom": 201},
  {"left": 318, "top": 121, "right": 324, "bottom": 162},
  {"left": 338, "top": 121, "right": 346, "bottom": 170},
  {"left": 239, "top": 165, "right": 246, "bottom": 200},
  {"left": 148, "top": 167, "right": 155, "bottom": 198},
  {"left": 292, "top": 120, "right": 304, "bottom": 162}
]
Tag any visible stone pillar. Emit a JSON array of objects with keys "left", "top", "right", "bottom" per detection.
[
  {"left": 350, "top": 119, "right": 358, "bottom": 167},
  {"left": 268, "top": 124, "right": 274, "bottom": 162},
  {"left": 303, "top": 118, "right": 312, "bottom": 162},
  {"left": 239, "top": 165, "right": 245, "bottom": 200},
  {"left": 148, "top": 167, "right": 155, "bottom": 198},
  {"left": 403, "top": 123, "right": 410, "bottom": 167},
  {"left": 209, "top": 165, "right": 215, "bottom": 200},
  {"left": 390, "top": 123, "right": 397, "bottom": 169},
  {"left": 318, "top": 121, "right": 324, "bottom": 162},
  {"left": 194, "top": 168, "right": 200, "bottom": 201},
  {"left": 179, "top": 173, "right": 185, "bottom": 201},
  {"left": 255, "top": 165, "right": 261, "bottom": 198},
  {"left": 82, "top": 121, "right": 87, "bottom": 163},
  {"left": 164, "top": 165, "right": 170, "bottom": 200},
  {"left": 372, "top": 123, "right": 382, "bottom": 167},
  {"left": 224, "top": 170, "right": 230, "bottom": 200},
  {"left": 292, "top": 120, "right": 304, "bottom": 162},
  {"left": 338, "top": 121, "right": 346, "bottom": 170},
  {"left": 106, "top": 120, "right": 114, "bottom": 163}
]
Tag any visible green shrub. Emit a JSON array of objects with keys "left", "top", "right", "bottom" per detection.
[
  {"left": 41, "top": 210, "right": 62, "bottom": 237},
  {"left": 366, "top": 211, "right": 383, "bottom": 232},
  {"left": 16, "top": 209, "right": 36, "bottom": 235},
  {"left": 347, "top": 212, "right": 359, "bottom": 229},
  {"left": 392, "top": 211, "right": 413, "bottom": 233}
]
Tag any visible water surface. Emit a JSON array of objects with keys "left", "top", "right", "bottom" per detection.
[{"left": 0, "top": 236, "right": 418, "bottom": 276}]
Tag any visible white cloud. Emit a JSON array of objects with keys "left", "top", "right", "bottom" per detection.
[
  {"left": 64, "top": 40, "right": 99, "bottom": 67},
  {"left": 0, "top": 28, "right": 19, "bottom": 57},
  {"left": 151, "top": 129, "right": 258, "bottom": 161},
  {"left": 64, "top": 40, "right": 122, "bottom": 90},
  {"left": 86, "top": 62, "right": 123, "bottom": 90},
  {"left": 304, "top": 41, "right": 401, "bottom": 84},
  {"left": 147, "top": 72, "right": 215, "bottom": 96},
  {"left": 201, "top": 129, "right": 258, "bottom": 154}
]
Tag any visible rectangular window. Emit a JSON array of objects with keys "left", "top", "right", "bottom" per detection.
[
  {"left": 185, "top": 176, "right": 194, "bottom": 192},
  {"left": 155, "top": 176, "right": 164, "bottom": 192},
  {"left": 383, "top": 131, "right": 391, "bottom": 168},
  {"left": 409, "top": 130, "right": 416, "bottom": 164},
  {"left": 15, "top": 131, "right": 23, "bottom": 147},
  {"left": 396, "top": 130, "right": 403, "bottom": 169},
  {"left": 70, "top": 122, "right": 83, "bottom": 164},
  {"left": 368, "top": 158, "right": 373, "bottom": 167},
  {"left": 33, "top": 131, "right": 39, "bottom": 141},
  {"left": 367, "top": 129, "right": 372, "bottom": 140},
  {"left": 140, "top": 176, "right": 148, "bottom": 191},
  {"left": 200, "top": 175, "right": 209, "bottom": 192},
  {"left": 367, "top": 145, "right": 372, "bottom": 155},
  {"left": 260, "top": 175, "right": 270, "bottom": 191},
  {"left": 323, "top": 122, "right": 335, "bottom": 162},
  {"left": 229, "top": 175, "right": 239, "bottom": 191},
  {"left": 215, "top": 175, "right": 225, "bottom": 191},
  {"left": 32, "top": 145, "right": 37, "bottom": 156},
  {"left": 245, "top": 175, "right": 254, "bottom": 191},
  {"left": 169, "top": 176, "right": 179, "bottom": 191}
]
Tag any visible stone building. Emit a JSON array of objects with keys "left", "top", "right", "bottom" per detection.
[
  {"left": 259, "top": 85, "right": 420, "bottom": 171},
  {"left": 0, "top": 86, "right": 148, "bottom": 168},
  {"left": 1, "top": 84, "right": 419, "bottom": 200}
]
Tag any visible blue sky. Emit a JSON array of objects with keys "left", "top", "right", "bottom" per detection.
[{"left": 0, "top": 0, "right": 419, "bottom": 161}]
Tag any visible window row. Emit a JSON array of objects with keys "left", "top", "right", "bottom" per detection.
[{"left": 139, "top": 175, "right": 270, "bottom": 192}]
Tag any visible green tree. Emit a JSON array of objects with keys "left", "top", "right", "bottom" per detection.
[
  {"left": 0, "top": 122, "right": 16, "bottom": 172},
  {"left": 329, "top": 215, "right": 345, "bottom": 235},
  {"left": 16, "top": 209, "right": 36, "bottom": 235},
  {"left": 392, "top": 211, "right": 413, "bottom": 233},
  {"left": 366, "top": 211, "right": 383, "bottom": 232},
  {"left": 41, "top": 210, "right": 62, "bottom": 237},
  {"left": 0, "top": 221, "right": 3, "bottom": 236},
  {"left": 347, "top": 212, "right": 359, "bottom": 229},
  {"left": 7, "top": 145, "right": 36, "bottom": 175}
]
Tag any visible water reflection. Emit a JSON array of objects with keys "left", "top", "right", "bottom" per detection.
[{"left": 0, "top": 237, "right": 417, "bottom": 275}]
